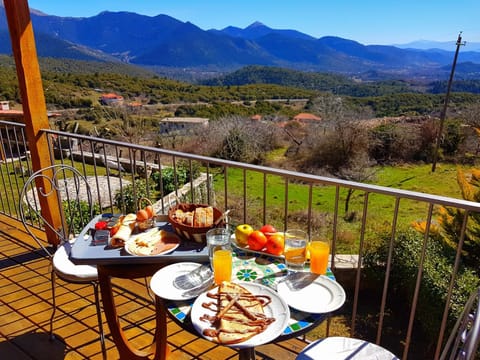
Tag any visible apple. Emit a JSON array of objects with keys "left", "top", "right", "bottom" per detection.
[
  {"left": 235, "top": 224, "right": 254, "bottom": 246},
  {"left": 259, "top": 224, "right": 277, "bottom": 236},
  {"left": 247, "top": 230, "right": 268, "bottom": 251}
]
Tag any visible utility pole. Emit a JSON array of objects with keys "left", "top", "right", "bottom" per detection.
[{"left": 431, "top": 32, "right": 465, "bottom": 172}]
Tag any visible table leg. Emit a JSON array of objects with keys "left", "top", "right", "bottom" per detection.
[
  {"left": 97, "top": 265, "right": 170, "bottom": 360},
  {"left": 238, "top": 347, "right": 256, "bottom": 360}
]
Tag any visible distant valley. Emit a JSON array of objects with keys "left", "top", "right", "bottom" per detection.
[{"left": 1, "top": 4, "right": 480, "bottom": 81}]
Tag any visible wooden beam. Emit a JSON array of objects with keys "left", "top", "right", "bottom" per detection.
[{"left": 4, "top": 0, "right": 63, "bottom": 244}]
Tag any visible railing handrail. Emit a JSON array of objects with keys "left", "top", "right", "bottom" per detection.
[{"left": 43, "top": 127, "right": 480, "bottom": 212}]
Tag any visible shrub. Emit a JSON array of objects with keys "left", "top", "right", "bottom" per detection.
[
  {"left": 364, "top": 229, "right": 479, "bottom": 347},
  {"left": 63, "top": 200, "right": 101, "bottom": 234},
  {"left": 113, "top": 179, "right": 152, "bottom": 213},
  {"left": 150, "top": 161, "right": 200, "bottom": 194}
]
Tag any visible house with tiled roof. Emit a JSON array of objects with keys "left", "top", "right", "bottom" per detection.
[
  {"left": 293, "top": 112, "right": 322, "bottom": 123},
  {"left": 100, "top": 93, "right": 124, "bottom": 106}
]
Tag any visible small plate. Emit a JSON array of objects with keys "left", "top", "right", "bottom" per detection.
[
  {"left": 191, "top": 281, "right": 290, "bottom": 348},
  {"left": 276, "top": 274, "right": 346, "bottom": 313},
  {"left": 150, "top": 262, "right": 210, "bottom": 300},
  {"left": 230, "top": 234, "right": 284, "bottom": 259},
  {"left": 124, "top": 228, "right": 180, "bottom": 256}
]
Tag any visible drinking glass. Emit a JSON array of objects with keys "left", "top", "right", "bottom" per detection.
[
  {"left": 309, "top": 239, "right": 330, "bottom": 275},
  {"left": 206, "top": 227, "right": 231, "bottom": 267},
  {"left": 283, "top": 229, "right": 308, "bottom": 272},
  {"left": 213, "top": 249, "right": 232, "bottom": 284}
]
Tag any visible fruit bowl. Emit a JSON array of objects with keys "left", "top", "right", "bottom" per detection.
[
  {"left": 231, "top": 235, "right": 285, "bottom": 259},
  {"left": 168, "top": 203, "right": 223, "bottom": 243}
]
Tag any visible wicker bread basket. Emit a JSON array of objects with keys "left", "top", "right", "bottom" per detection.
[{"left": 168, "top": 203, "right": 223, "bottom": 243}]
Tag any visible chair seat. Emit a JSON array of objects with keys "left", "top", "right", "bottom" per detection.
[
  {"left": 52, "top": 241, "right": 98, "bottom": 282},
  {"left": 297, "top": 336, "right": 399, "bottom": 360}
]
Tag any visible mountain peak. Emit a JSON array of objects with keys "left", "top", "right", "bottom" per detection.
[{"left": 246, "top": 21, "right": 267, "bottom": 29}]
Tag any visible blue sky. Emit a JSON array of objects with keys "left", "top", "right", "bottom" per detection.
[{"left": 27, "top": 0, "right": 479, "bottom": 45}]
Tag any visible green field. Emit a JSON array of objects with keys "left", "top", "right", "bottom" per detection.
[{"left": 214, "top": 162, "right": 467, "bottom": 252}]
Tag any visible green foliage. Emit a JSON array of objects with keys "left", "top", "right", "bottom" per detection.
[
  {"left": 441, "top": 120, "right": 464, "bottom": 156},
  {"left": 364, "top": 229, "right": 479, "bottom": 343},
  {"left": 113, "top": 179, "right": 152, "bottom": 213},
  {"left": 63, "top": 200, "right": 101, "bottom": 235},
  {"left": 150, "top": 162, "right": 200, "bottom": 193}
]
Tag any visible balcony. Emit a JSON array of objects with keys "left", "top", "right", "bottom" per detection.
[{"left": 1, "top": 120, "right": 480, "bottom": 359}]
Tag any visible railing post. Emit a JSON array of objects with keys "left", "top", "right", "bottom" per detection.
[{"left": 4, "top": 0, "right": 63, "bottom": 244}]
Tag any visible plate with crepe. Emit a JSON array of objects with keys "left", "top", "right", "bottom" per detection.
[
  {"left": 124, "top": 228, "right": 180, "bottom": 256},
  {"left": 191, "top": 281, "right": 290, "bottom": 348}
]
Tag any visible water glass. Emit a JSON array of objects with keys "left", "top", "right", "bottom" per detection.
[
  {"left": 206, "top": 227, "right": 231, "bottom": 267},
  {"left": 309, "top": 240, "right": 330, "bottom": 275},
  {"left": 283, "top": 229, "right": 308, "bottom": 271}
]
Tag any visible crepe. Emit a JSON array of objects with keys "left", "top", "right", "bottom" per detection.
[
  {"left": 202, "top": 281, "right": 275, "bottom": 344},
  {"left": 110, "top": 213, "right": 136, "bottom": 247},
  {"left": 125, "top": 228, "right": 180, "bottom": 256}
]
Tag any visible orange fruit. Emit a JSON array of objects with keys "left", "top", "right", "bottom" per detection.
[
  {"left": 145, "top": 205, "right": 154, "bottom": 219},
  {"left": 136, "top": 209, "right": 149, "bottom": 222},
  {"left": 265, "top": 233, "right": 285, "bottom": 256},
  {"left": 247, "top": 230, "right": 268, "bottom": 251}
]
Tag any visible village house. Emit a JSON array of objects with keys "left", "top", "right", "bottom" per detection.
[
  {"left": 99, "top": 93, "right": 124, "bottom": 106},
  {"left": 293, "top": 112, "right": 322, "bottom": 123},
  {"left": 159, "top": 117, "right": 209, "bottom": 135}
]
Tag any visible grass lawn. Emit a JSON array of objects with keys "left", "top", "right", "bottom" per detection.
[{"left": 214, "top": 162, "right": 470, "bottom": 252}]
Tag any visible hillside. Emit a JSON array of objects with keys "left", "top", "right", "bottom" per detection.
[{"left": 2, "top": 5, "right": 480, "bottom": 80}]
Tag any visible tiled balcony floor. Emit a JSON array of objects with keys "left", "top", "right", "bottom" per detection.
[{"left": 0, "top": 216, "right": 309, "bottom": 359}]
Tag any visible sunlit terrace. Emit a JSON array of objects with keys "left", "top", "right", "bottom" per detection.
[{"left": 1, "top": 1, "right": 480, "bottom": 359}]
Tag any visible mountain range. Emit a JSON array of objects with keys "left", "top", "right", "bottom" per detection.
[{"left": 1, "top": 4, "right": 480, "bottom": 80}]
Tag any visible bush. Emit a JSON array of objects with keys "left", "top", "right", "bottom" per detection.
[
  {"left": 150, "top": 161, "right": 200, "bottom": 194},
  {"left": 364, "top": 229, "right": 479, "bottom": 347},
  {"left": 63, "top": 200, "right": 101, "bottom": 234},
  {"left": 113, "top": 179, "right": 152, "bottom": 213}
]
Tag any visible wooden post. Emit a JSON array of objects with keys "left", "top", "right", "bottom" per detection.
[{"left": 4, "top": 0, "right": 63, "bottom": 244}]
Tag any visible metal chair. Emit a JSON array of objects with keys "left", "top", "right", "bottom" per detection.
[
  {"left": 296, "top": 286, "right": 480, "bottom": 360},
  {"left": 19, "top": 164, "right": 106, "bottom": 359}
]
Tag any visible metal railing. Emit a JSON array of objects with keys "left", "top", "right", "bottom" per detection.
[{"left": 1, "top": 120, "right": 479, "bottom": 359}]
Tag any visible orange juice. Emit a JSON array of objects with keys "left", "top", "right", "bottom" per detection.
[
  {"left": 309, "top": 241, "right": 330, "bottom": 275},
  {"left": 213, "top": 249, "right": 232, "bottom": 284}
]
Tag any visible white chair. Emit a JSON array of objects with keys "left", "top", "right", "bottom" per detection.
[
  {"left": 297, "top": 286, "right": 480, "bottom": 360},
  {"left": 19, "top": 164, "right": 106, "bottom": 359}
]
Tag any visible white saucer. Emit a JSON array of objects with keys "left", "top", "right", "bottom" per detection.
[
  {"left": 276, "top": 274, "right": 346, "bottom": 313},
  {"left": 150, "top": 262, "right": 210, "bottom": 300}
]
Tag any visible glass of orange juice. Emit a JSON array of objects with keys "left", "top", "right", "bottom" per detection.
[
  {"left": 309, "top": 240, "right": 330, "bottom": 275},
  {"left": 213, "top": 249, "right": 232, "bottom": 285}
]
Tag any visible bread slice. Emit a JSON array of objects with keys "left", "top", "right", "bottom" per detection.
[
  {"left": 193, "top": 206, "right": 214, "bottom": 227},
  {"left": 208, "top": 281, "right": 275, "bottom": 345}
]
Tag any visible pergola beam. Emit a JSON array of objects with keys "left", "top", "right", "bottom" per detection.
[{"left": 4, "top": 0, "right": 63, "bottom": 244}]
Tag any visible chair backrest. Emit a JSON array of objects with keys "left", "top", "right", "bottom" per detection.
[
  {"left": 19, "top": 164, "right": 94, "bottom": 256},
  {"left": 440, "top": 286, "right": 480, "bottom": 360}
]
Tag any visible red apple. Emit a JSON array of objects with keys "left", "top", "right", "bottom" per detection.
[{"left": 259, "top": 224, "right": 277, "bottom": 236}]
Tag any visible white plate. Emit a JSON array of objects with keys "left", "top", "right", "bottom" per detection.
[
  {"left": 150, "top": 262, "right": 210, "bottom": 300},
  {"left": 124, "top": 228, "right": 180, "bottom": 256},
  {"left": 276, "top": 274, "right": 346, "bottom": 313},
  {"left": 191, "top": 281, "right": 290, "bottom": 348}
]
